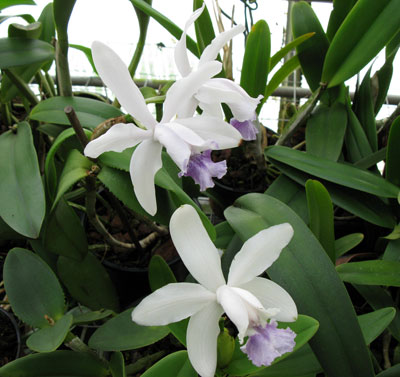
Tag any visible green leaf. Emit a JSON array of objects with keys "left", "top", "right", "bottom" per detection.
[
  {"left": 225, "top": 193, "right": 374, "bottom": 377},
  {"left": 226, "top": 315, "right": 319, "bottom": 376},
  {"left": 291, "top": 2, "right": 329, "bottom": 92},
  {"left": 266, "top": 145, "right": 399, "bottom": 198},
  {"left": 386, "top": 116, "right": 400, "bottom": 186},
  {"left": 38, "top": 3, "right": 55, "bottom": 44},
  {"left": 337, "top": 260, "right": 400, "bottom": 286},
  {"left": 140, "top": 351, "right": 197, "bottom": 377},
  {"left": 89, "top": 308, "right": 169, "bottom": 351},
  {"left": 3, "top": 248, "right": 65, "bottom": 328},
  {"left": 305, "top": 102, "right": 347, "bottom": 161},
  {"left": 322, "top": 0, "right": 400, "bottom": 87},
  {"left": 57, "top": 253, "right": 119, "bottom": 312},
  {"left": 30, "top": 96, "right": 123, "bottom": 129},
  {"left": 240, "top": 20, "right": 270, "bottom": 99},
  {"left": 44, "top": 198, "right": 88, "bottom": 261},
  {"left": 0, "top": 350, "right": 108, "bottom": 377},
  {"left": 214, "top": 221, "right": 235, "bottom": 250},
  {"left": 305, "top": 180, "right": 335, "bottom": 262},
  {"left": 26, "top": 313, "right": 73, "bottom": 352},
  {"left": 0, "top": 37, "right": 54, "bottom": 68},
  {"left": 376, "top": 364, "right": 400, "bottom": 377},
  {"left": 373, "top": 53, "right": 396, "bottom": 114},
  {"left": 148, "top": 255, "right": 176, "bottom": 292},
  {"left": 0, "top": 122, "right": 45, "bottom": 238},
  {"left": 70, "top": 43, "right": 97, "bottom": 74},
  {"left": 129, "top": 0, "right": 198, "bottom": 57},
  {"left": 383, "top": 238, "right": 400, "bottom": 261},
  {"left": 53, "top": 0, "right": 76, "bottom": 39},
  {"left": 0, "top": 0, "right": 35, "bottom": 11},
  {"left": 335, "top": 233, "right": 364, "bottom": 258},
  {"left": 326, "top": 0, "right": 357, "bottom": 41},
  {"left": 8, "top": 21, "right": 42, "bottom": 39},
  {"left": 193, "top": 0, "right": 216, "bottom": 55},
  {"left": 358, "top": 308, "right": 396, "bottom": 345},
  {"left": 52, "top": 149, "right": 93, "bottom": 209},
  {"left": 110, "top": 352, "right": 126, "bottom": 377}
]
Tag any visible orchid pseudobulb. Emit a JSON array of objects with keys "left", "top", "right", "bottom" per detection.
[
  {"left": 84, "top": 41, "right": 242, "bottom": 216},
  {"left": 132, "top": 204, "right": 297, "bottom": 377}
]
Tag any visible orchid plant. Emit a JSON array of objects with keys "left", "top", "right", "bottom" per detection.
[{"left": 1, "top": 0, "right": 400, "bottom": 377}]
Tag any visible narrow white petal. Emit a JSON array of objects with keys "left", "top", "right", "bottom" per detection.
[
  {"left": 170, "top": 205, "right": 226, "bottom": 291},
  {"left": 161, "top": 61, "right": 222, "bottom": 123},
  {"left": 239, "top": 277, "right": 298, "bottom": 322},
  {"left": 130, "top": 139, "right": 163, "bottom": 216},
  {"left": 174, "top": 3, "right": 205, "bottom": 77},
  {"left": 216, "top": 285, "right": 249, "bottom": 342},
  {"left": 163, "top": 122, "right": 207, "bottom": 147},
  {"left": 131, "top": 283, "right": 215, "bottom": 326},
  {"left": 197, "top": 78, "right": 262, "bottom": 121},
  {"left": 84, "top": 123, "right": 151, "bottom": 158},
  {"left": 176, "top": 116, "right": 242, "bottom": 149},
  {"left": 199, "top": 25, "right": 245, "bottom": 65},
  {"left": 177, "top": 96, "right": 198, "bottom": 118},
  {"left": 228, "top": 223, "right": 294, "bottom": 286},
  {"left": 198, "top": 101, "right": 224, "bottom": 119},
  {"left": 154, "top": 125, "right": 192, "bottom": 172},
  {"left": 187, "top": 300, "right": 224, "bottom": 377},
  {"left": 92, "top": 41, "right": 156, "bottom": 130}
]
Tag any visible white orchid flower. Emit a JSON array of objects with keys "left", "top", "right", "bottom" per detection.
[
  {"left": 174, "top": 4, "right": 262, "bottom": 140},
  {"left": 84, "top": 41, "right": 242, "bottom": 216},
  {"left": 132, "top": 205, "right": 297, "bottom": 377}
]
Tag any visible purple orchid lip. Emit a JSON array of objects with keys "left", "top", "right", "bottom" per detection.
[
  {"left": 240, "top": 320, "right": 296, "bottom": 367},
  {"left": 230, "top": 118, "right": 259, "bottom": 141},
  {"left": 179, "top": 150, "right": 227, "bottom": 191}
]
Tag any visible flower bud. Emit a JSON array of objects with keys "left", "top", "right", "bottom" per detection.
[{"left": 217, "top": 328, "right": 235, "bottom": 368}]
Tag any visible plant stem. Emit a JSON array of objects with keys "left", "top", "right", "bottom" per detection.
[
  {"left": 55, "top": 39, "right": 73, "bottom": 96},
  {"left": 45, "top": 71, "right": 57, "bottom": 96},
  {"left": 125, "top": 351, "right": 166, "bottom": 375},
  {"left": 35, "top": 70, "right": 54, "bottom": 98},
  {"left": 3, "top": 69, "right": 38, "bottom": 106},
  {"left": 64, "top": 106, "right": 89, "bottom": 148}
]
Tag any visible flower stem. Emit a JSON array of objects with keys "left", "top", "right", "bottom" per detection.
[
  {"left": 3, "top": 69, "right": 38, "bottom": 106},
  {"left": 64, "top": 106, "right": 89, "bottom": 148}
]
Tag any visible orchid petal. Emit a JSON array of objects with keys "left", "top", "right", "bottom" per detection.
[
  {"left": 130, "top": 139, "right": 162, "bottom": 216},
  {"left": 92, "top": 41, "right": 156, "bottom": 130},
  {"left": 177, "top": 96, "right": 198, "bottom": 118},
  {"left": 199, "top": 24, "right": 245, "bottom": 66},
  {"left": 227, "top": 223, "right": 294, "bottom": 286},
  {"left": 174, "top": 3, "right": 205, "bottom": 77},
  {"left": 187, "top": 300, "right": 224, "bottom": 377},
  {"left": 154, "top": 125, "right": 192, "bottom": 172},
  {"left": 170, "top": 205, "right": 226, "bottom": 291},
  {"left": 176, "top": 116, "right": 242, "bottom": 149},
  {"left": 84, "top": 123, "right": 151, "bottom": 158},
  {"left": 198, "top": 101, "right": 224, "bottom": 119},
  {"left": 163, "top": 122, "right": 208, "bottom": 147},
  {"left": 216, "top": 285, "right": 250, "bottom": 342},
  {"left": 161, "top": 61, "right": 222, "bottom": 123},
  {"left": 197, "top": 78, "right": 262, "bottom": 121},
  {"left": 131, "top": 282, "right": 215, "bottom": 326},
  {"left": 239, "top": 277, "right": 298, "bottom": 322}
]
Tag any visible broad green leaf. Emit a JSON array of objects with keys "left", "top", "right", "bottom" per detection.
[
  {"left": 30, "top": 96, "right": 123, "bottom": 129},
  {"left": 44, "top": 198, "right": 88, "bottom": 261},
  {"left": 0, "top": 0, "right": 35, "bottom": 11},
  {"left": 38, "top": 3, "right": 55, "bottom": 44},
  {"left": 386, "top": 116, "right": 400, "bottom": 186},
  {"left": 214, "top": 221, "right": 235, "bottom": 250},
  {"left": 0, "top": 350, "right": 108, "bottom": 377},
  {"left": 226, "top": 315, "right": 319, "bottom": 376},
  {"left": 57, "top": 253, "right": 119, "bottom": 312},
  {"left": 70, "top": 307, "right": 113, "bottom": 325},
  {"left": 4, "top": 248, "right": 65, "bottom": 328},
  {"left": 270, "top": 32, "right": 314, "bottom": 70},
  {"left": 322, "top": 0, "right": 400, "bottom": 87},
  {"left": 376, "top": 364, "right": 400, "bottom": 377},
  {"left": 129, "top": 0, "right": 198, "bottom": 57},
  {"left": 354, "top": 147, "right": 387, "bottom": 170},
  {"left": 110, "top": 352, "right": 125, "bottom": 377},
  {"left": 353, "top": 68, "right": 377, "bottom": 151},
  {"left": 337, "top": 260, "right": 400, "bottom": 286},
  {"left": 305, "top": 180, "right": 335, "bottom": 262},
  {"left": 266, "top": 145, "right": 399, "bottom": 198},
  {"left": 326, "top": 0, "right": 357, "bottom": 41},
  {"left": 270, "top": 161, "right": 395, "bottom": 228},
  {"left": 0, "top": 37, "right": 54, "bottom": 68},
  {"left": 358, "top": 308, "right": 396, "bottom": 345},
  {"left": 291, "top": 2, "right": 329, "bottom": 92},
  {"left": 148, "top": 255, "right": 176, "bottom": 292},
  {"left": 8, "top": 21, "right": 42, "bottom": 39},
  {"left": 225, "top": 193, "right": 374, "bottom": 377},
  {"left": 26, "top": 314, "right": 73, "bottom": 352},
  {"left": 263, "top": 55, "right": 300, "bottom": 101},
  {"left": 305, "top": 102, "right": 347, "bottom": 161},
  {"left": 335, "top": 233, "right": 364, "bottom": 258},
  {"left": 0, "top": 122, "right": 45, "bottom": 238},
  {"left": 89, "top": 308, "right": 169, "bottom": 351},
  {"left": 44, "top": 127, "right": 92, "bottom": 201},
  {"left": 240, "top": 19, "right": 270, "bottom": 99},
  {"left": 140, "top": 351, "right": 197, "bottom": 377},
  {"left": 383, "top": 238, "right": 400, "bottom": 262},
  {"left": 193, "top": 0, "right": 216, "bottom": 55},
  {"left": 355, "top": 284, "right": 400, "bottom": 342},
  {"left": 52, "top": 149, "right": 93, "bottom": 209}
]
